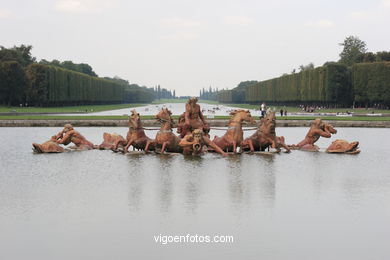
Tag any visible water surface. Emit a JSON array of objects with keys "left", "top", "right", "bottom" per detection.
[{"left": 0, "top": 127, "right": 389, "bottom": 260}]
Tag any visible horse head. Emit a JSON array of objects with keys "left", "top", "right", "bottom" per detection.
[
  {"left": 129, "top": 109, "right": 141, "bottom": 129},
  {"left": 156, "top": 108, "right": 174, "bottom": 127},
  {"left": 260, "top": 111, "right": 276, "bottom": 134},
  {"left": 229, "top": 110, "right": 256, "bottom": 124}
]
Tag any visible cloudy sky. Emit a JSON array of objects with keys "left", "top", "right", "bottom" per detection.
[{"left": 1, "top": 0, "right": 390, "bottom": 96}]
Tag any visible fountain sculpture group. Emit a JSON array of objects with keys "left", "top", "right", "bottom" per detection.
[{"left": 32, "top": 97, "right": 360, "bottom": 155}]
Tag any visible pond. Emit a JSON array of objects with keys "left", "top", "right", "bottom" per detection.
[
  {"left": 0, "top": 127, "right": 389, "bottom": 260},
  {"left": 59, "top": 103, "right": 245, "bottom": 117}
]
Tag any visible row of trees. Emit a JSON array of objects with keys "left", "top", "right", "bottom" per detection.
[
  {"left": 0, "top": 45, "right": 169, "bottom": 106},
  {"left": 216, "top": 62, "right": 389, "bottom": 106},
  {"left": 39, "top": 59, "right": 98, "bottom": 77},
  {"left": 0, "top": 45, "right": 33, "bottom": 105},
  {"left": 239, "top": 63, "right": 352, "bottom": 105},
  {"left": 199, "top": 87, "right": 221, "bottom": 100},
  {"left": 154, "top": 85, "right": 176, "bottom": 99},
  {"left": 215, "top": 36, "right": 390, "bottom": 107}
]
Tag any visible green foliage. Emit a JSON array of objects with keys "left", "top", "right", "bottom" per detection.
[
  {"left": 375, "top": 51, "right": 390, "bottom": 62},
  {"left": 25, "top": 64, "right": 155, "bottom": 106},
  {"left": 0, "top": 61, "right": 29, "bottom": 105},
  {"left": 299, "top": 63, "right": 314, "bottom": 71},
  {"left": 325, "top": 63, "right": 351, "bottom": 105},
  {"left": 222, "top": 63, "right": 353, "bottom": 105},
  {"left": 39, "top": 59, "right": 98, "bottom": 77},
  {"left": 351, "top": 62, "right": 390, "bottom": 105},
  {"left": 0, "top": 45, "right": 36, "bottom": 67},
  {"left": 216, "top": 90, "right": 232, "bottom": 103},
  {"left": 339, "top": 36, "right": 367, "bottom": 66}
]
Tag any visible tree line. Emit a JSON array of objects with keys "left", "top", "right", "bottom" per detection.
[
  {"left": 213, "top": 36, "right": 390, "bottom": 107},
  {"left": 0, "top": 45, "right": 174, "bottom": 106}
]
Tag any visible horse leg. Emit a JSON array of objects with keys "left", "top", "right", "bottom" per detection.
[
  {"left": 144, "top": 140, "right": 152, "bottom": 153},
  {"left": 249, "top": 140, "right": 255, "bottom": 153},
  {"left": 124, "top": 139, "right": 134, "bottom": 153},
  {"left": 233, "top": 141, "right": 237, "bottom": 154},
  {"left": 113, "top": 139, "right": 125, "bottom": 151},
  {"left": 161, "top": 141, "right": 169, "bottom": 154}
]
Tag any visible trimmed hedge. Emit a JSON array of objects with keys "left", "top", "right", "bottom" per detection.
[
  {"left": 218, "top": 62, "right": 390, "bottom": 106},
  {"left": 241, "top": 64, "right": 350, "bottom": 104},
  {"left": 25, "top": 64, "right": 154, "bottom": 106},
  {"left": 351, "top": 62, "right": 390, "bottom": 105}
]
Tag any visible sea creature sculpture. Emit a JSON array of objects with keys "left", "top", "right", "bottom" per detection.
[
  {"left": 289, "top": 119, "right": 337, "bottom": 151},
  {"left": 32, "top": 136, "right": 65, "bottom": 153},
  {"left": 179, "top": 129, "right": 227, "bottom": 156},
  {"left": 326, "top": 139, "right": 360, "bottom": 154},
  {"left": 56, "top": 124, "right": 95, "bottom": 150}
]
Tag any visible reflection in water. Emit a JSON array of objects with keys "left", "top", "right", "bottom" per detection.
[
  {"left": 183, "top": 156, "right": 204, "bottom": 214},
  {"left": 2, "top": 127, "right": 390, "bottom": 260},
  {"left": 256, "top": 154, "right": 276, "bottom": 207},
  {"left": 157, "top": 155, "right": 174, "bottom": 213},
  {"left": 227, "top": 155, "right": 245, "bottom": 211},
  {"left": 126, "top": 154, "right": 144, "bottom": 214}
]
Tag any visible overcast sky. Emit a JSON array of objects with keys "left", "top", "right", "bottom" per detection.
[{"left": 1, "top": 0, "right": 390, "bottom": 96}]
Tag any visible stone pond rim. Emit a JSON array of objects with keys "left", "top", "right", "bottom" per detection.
[{"left": 1, "top": 119, "right": 390, "bottom": 128}]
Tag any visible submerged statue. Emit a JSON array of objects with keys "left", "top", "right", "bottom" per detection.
[
  {"left": 98, "top": 133, "right": 126, "bottom": 150},
  {"left": 32, "top": 135, "right": 65, "bottom": 153},
  {"left": 32, "top": 124, "right": 94, "bottom": 152},
  {"left": 326, "top": 140, "right": 360, "bottom": 154},
  {"left": 290, "top": 119, "right": 337, "bottom": 151},
  {"left": 151, "top": 108, "right": 182, "bottom": 153},
  {"left": 213, "top": 110, "right": 256, "bottom": 153},
  {"left": 55, "top": 124, "right": 95, "bottom": 150},
  {"left": 177, "top": 97, "right": 210, "bottom": 138},
  {"left": 179, "top": 129, "right": 227, "bottom": 156},
  {"left": 240, "top": 111, "right": 290, "bottom": 153},
  {"left": 114, "top": 109, "right": 155, "bottom": 152}
]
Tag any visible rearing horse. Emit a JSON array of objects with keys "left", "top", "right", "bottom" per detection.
[
  {"left": 149, "top": 108, "right": 182, "bottom": 153},
  {"left": 114, "top": 109, "right": 155, "bottom": 152},
  {"left": 240, "top": 111, "right": 290, "bottom": 153},
  {"left": 213, "top": 110, "right": 256, "bottom": 153}
]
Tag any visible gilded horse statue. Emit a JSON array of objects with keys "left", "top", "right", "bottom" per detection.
[
  {"left": 113, "top": 109, "right": 155, "bottom": 152},
  {"left": 212, "top": 110, "right": 256, "bottom": 153},
  {"left": 240, "top": 111, "right": 290, "bottom": 153},
  {"left": 148, "top": 108, "right": 182, "bottom": 153}
]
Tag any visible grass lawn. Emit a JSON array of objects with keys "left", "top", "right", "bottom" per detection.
[{"left": 0, "top": 103, "right": 145, "bottom": 113}]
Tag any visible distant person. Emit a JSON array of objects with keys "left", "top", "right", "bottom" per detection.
[
  {"left": 260, "top": 103, "right": 266, "bottom": 118},
  {"left": 284, "top": 110, "right": 287, "bottom": 116},
  {"left": 280, "top": 109, "right": 283, "bottom": 117}
]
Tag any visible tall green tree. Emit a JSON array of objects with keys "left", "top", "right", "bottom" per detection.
[
  {"left": 339, "top": 36, "right": 367, "bottom": 66},
  {"left": 0, "top": 45, "right": 36, "bottom": 67},
  {"left": 0, "top": 61, "right": 28, "bottom": 105}
]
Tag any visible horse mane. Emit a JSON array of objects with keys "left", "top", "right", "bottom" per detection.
[
  {"left": 260, "top": 112, "right": 276, "bottom": 134},
  {"left": 228, "top": 109, "right": 248, "bottom": 123}
]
